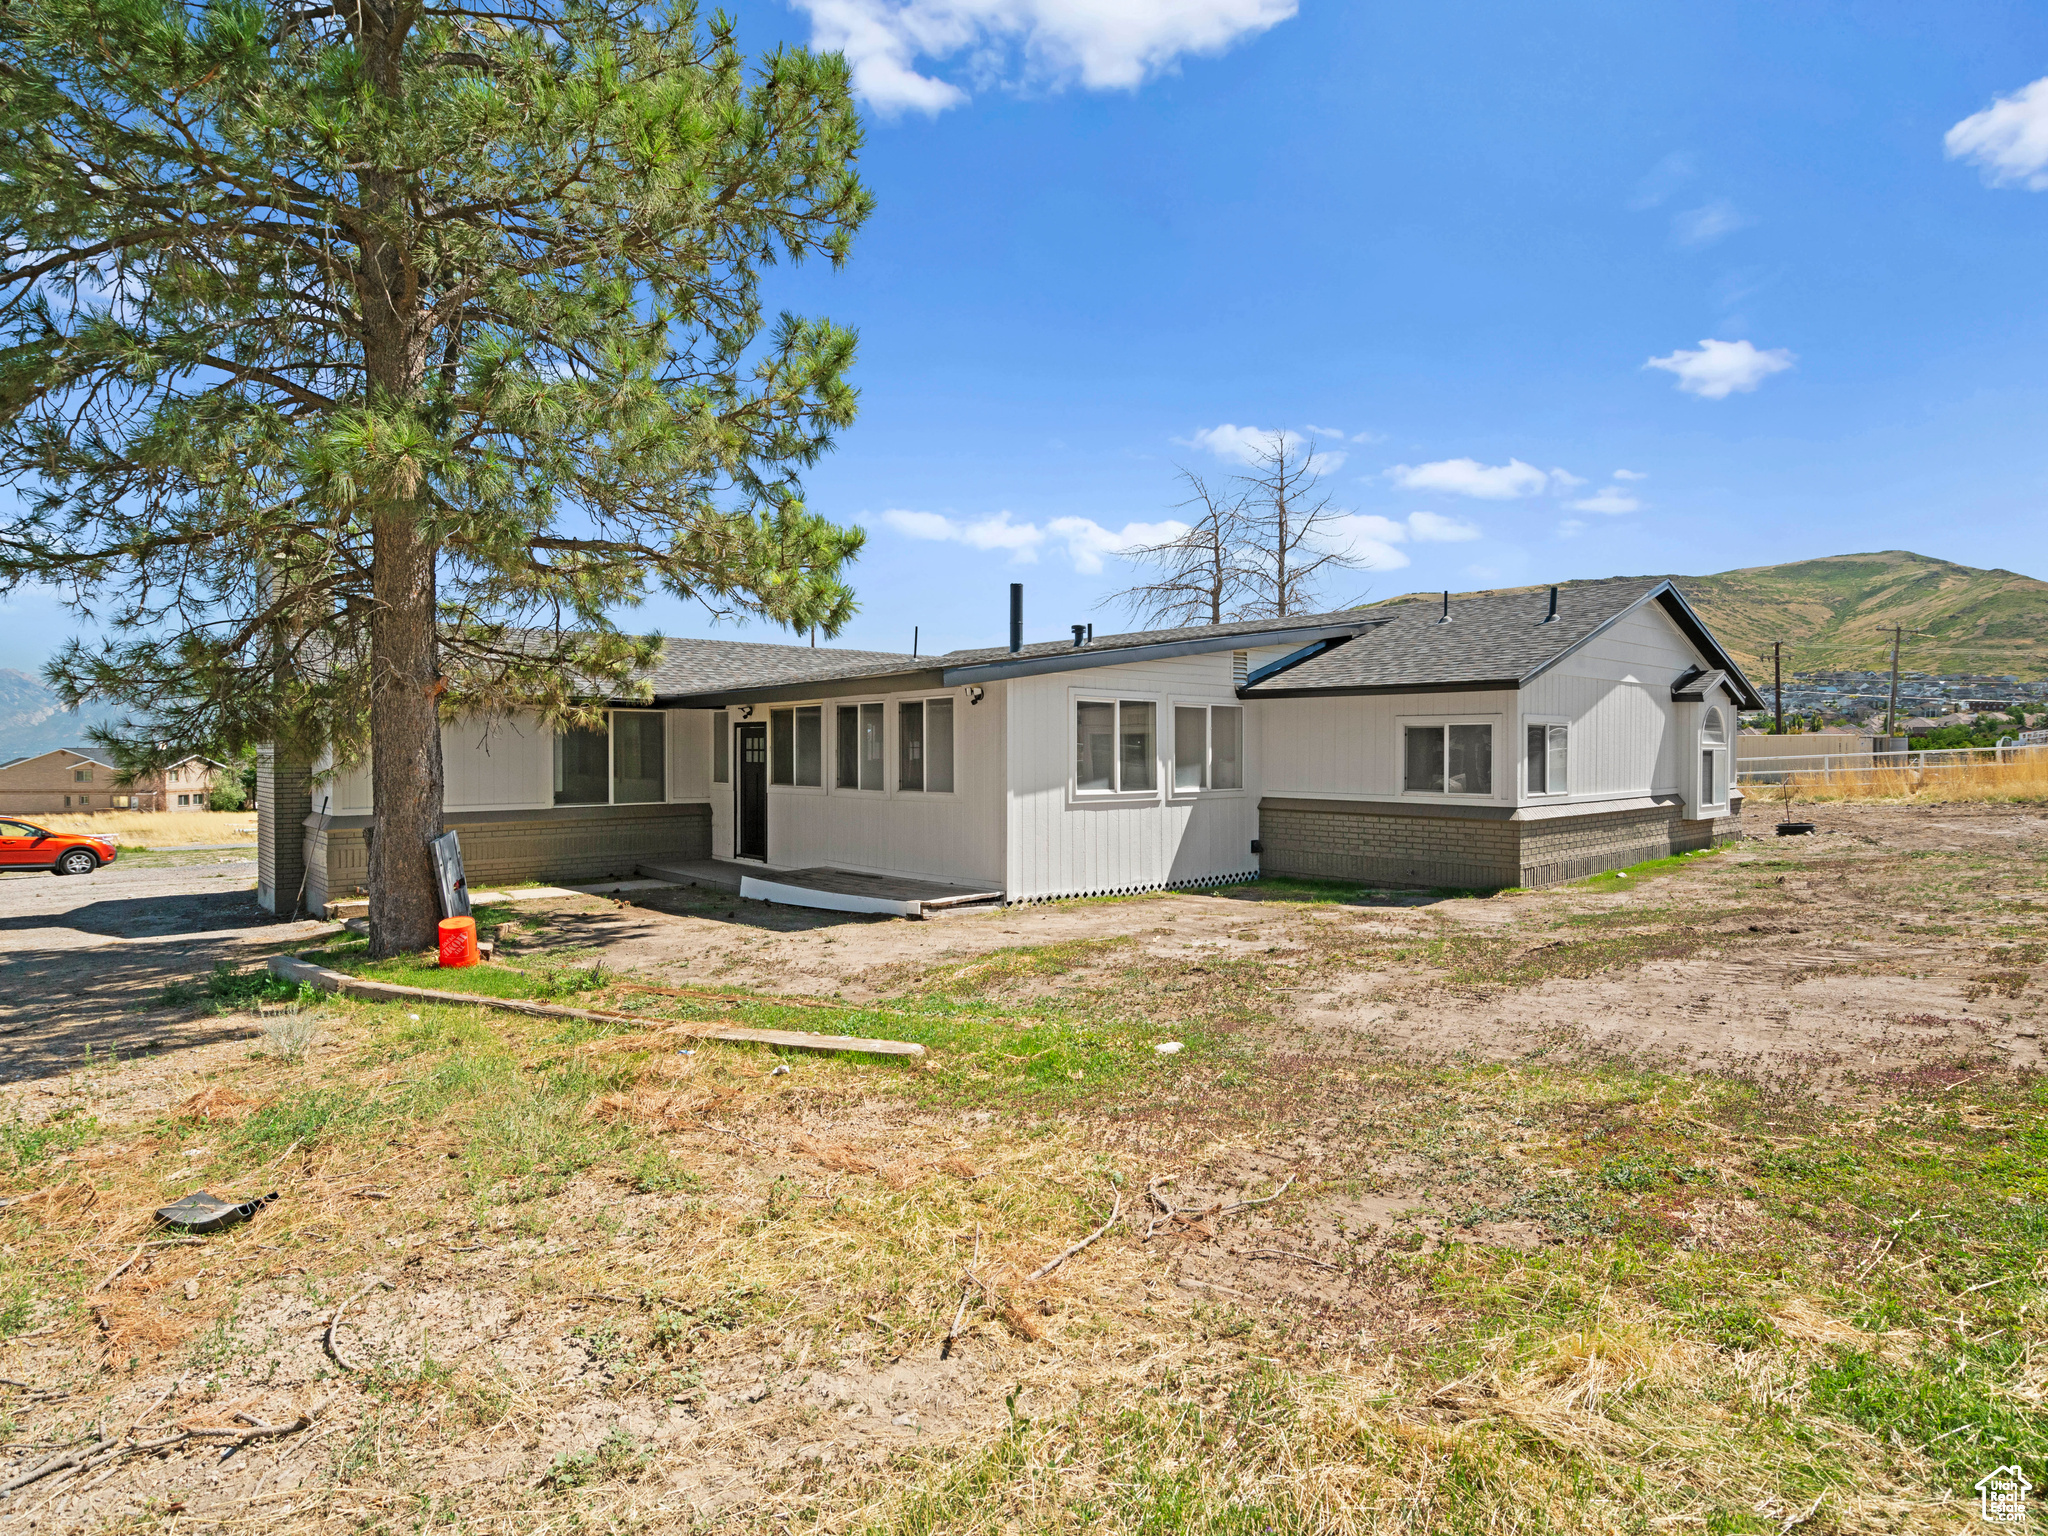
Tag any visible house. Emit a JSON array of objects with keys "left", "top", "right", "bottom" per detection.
[
  {"left": 257, "top": 578, "right": 1763, "bottom": 917},
  {"left": 0, "top": 748, "right": 227, "bottom": 816},
  {"left": 0, "top": 747, "right": 126, "bottom": 814}
]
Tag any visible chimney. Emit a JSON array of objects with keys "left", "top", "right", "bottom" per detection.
[{"left": 1009, "top": 583, "right": 1023, "bottom": 654}]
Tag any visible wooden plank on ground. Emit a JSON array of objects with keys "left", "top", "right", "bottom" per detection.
[{"left": 267, "top": 956, "right": 926, "bottom": 1058}]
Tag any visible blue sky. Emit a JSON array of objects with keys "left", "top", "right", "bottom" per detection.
[{"left": 6, "top": 0, "right": 2048, "bottom": 670}]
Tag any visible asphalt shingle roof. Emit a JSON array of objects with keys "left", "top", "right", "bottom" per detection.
[
  {"left": 640, "top": 637, "right": 920, "bottom": 698},
  {"left": 1242, "top": 579, "right": 1760, "bottom": 704}
]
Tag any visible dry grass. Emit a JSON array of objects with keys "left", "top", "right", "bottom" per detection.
[
  {"left": 1757, "top": 753, "right": 2048, "bottom": 804},
  {"left": 26, "top": 808, "right": 254, "bottom": 844}
]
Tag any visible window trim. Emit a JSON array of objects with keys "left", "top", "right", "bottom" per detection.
[
  {"left": 1395, "top": 713, "right": 1503, "bottom": 802},
  {"left": 1522, "top": 715, "right": 1570, "bottom": 798},
  {"left": 896, "top": 693, "right": 960, "bottom": 797},
  {"left": 830, "top": 697, "right": 890, "bottom": 795},
  {"left": 1696, "top": 701, "right": 1731, "bottom": 812},
  {"left": 554, "top": 708, "right": 672, "bottom": 808},
  {"left": 1070, "top": 691, "right": 1163, "bottom": 803},
  {"left": 767, "top": 703, "right": 828, "bottom": 794},
  {"left": 1167, "top": 697, "right": 1248, "bottom": 800}
]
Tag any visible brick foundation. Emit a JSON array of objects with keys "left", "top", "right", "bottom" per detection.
[
  {"left": 304, "top": 802, "right": 712, "bottom": 915},
  {"left": 1259, "top": 795, "right": 1740, "bottom": 890}
]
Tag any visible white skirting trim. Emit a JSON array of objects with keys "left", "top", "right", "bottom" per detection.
[{"left": 1007, "top": 869, "right": 1260, "bottom": 905}]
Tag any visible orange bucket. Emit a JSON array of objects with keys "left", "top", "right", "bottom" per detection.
[{"left": 437, "top": 916, "right": 478, "bottom": 968}]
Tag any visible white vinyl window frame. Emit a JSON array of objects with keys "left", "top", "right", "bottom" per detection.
[
  {"left": 1070, "top": 691, "right": 1163, "bottom": 803},
  {"left": 1395, "top": 712, "right": 1504, "bottom": 802},
  {"left": 1696, "top": 702, "right": 1731, "bottom": 814},
  {"left": 1168, "top": 698, "right": 1248, "bottom": 798},
  {"left": 766, "top": 703, "right": 829, "bottom": 795},
  {"left": 1522, "top": 716, "right": 1570, "bottom": 798},
  {"left": 896, "top": 693, "right": 959, "bottom": 796},
  {"left": 830, "top": 697, "right": 890, "bottom": 795}
]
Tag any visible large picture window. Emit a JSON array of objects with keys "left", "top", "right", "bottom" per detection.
[
  {"left": 555, "top": 711, "right": 668, "bottom": 806},
  {"left": 770, "top": 706, "right": 823, "bottom": 787},
  {"left": 836, "top": 702, "right": 885, "bottom": 791},
  {"left": 899, "top": 698, "right": 956, "bottom": 793},
  {"left": 1525, "top": 723, "right": 1568, "bottom": 795},
  {"left": 1403, "top": 722, "right": 1493, "bottom": 796},
  {"left": 1076, "top": 699, "right": 1156, "bottom": 794},
  {"left": 1173, "top": 704, "right": 1244, "bottom": 791}
]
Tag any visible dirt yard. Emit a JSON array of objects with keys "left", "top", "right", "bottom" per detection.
[{"left": 0, "top": 802, "right": 2042, "bottom": 1533}]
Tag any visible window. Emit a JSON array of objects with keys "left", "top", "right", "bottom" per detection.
[
  {"left": 1076, "top": 699, "right": 1157, "bottom": 794},
  {"left": 554, "top": 725, "right": 610, "bottom": 806},
  {"left": 1702, "top": 706, "right": 1727, "bottom": 746},
  {"left": 556, "top": 710, "right": 667, "bottom": 807},
  {"left": 1403, "top": 723, "right": 1493, "bottom": 795},
  {"left": 1525, "top": 723, "right": 1568, "bottom": 795},
  {"left": 1699, "top": 706, "right": 1728, "bottom": 808},
  {"left": 836, "top": 703, "right": 885, "bottom": 790},
  {"left": 62, "top": 795, "right": 70, "bottom": 808},
  {"left": 1173, "top": 704, "right": 1244, "bottom": 791},
  {"left": 712, "top": 712, "right": 729, "bottom": 783},
  {"left": 899, "top": 698, "right": 955, "bottom": 793},
  {"left": 612, "top": 711, "right": 665, "bottom": 803},
  {"left": 1701, "top": 750, "right": 1718, "bottom": 806},
  {"left": 73, "top": 768, "right": 91, "bottom": 782},
  {"left": 770, "top": 706, "right": 823, "bottom": 787},
  {"left": 176, "top": 794, "right": 188, "bottom": 807}
]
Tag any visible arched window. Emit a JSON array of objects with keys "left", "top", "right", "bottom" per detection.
[{"left": 1702, "top": 706, "right": 1727, "bottom": 746}]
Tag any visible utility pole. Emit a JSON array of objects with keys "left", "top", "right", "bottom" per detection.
[
  {"left": 1885, "top": 625, "right": 1902, "bottom": 738},
  {"left": 1773, "top": 641, "right": 1783, "bottom": 736}
]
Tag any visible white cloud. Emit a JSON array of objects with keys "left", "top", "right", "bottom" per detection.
[
  {"left": 1386, "top": 457, "right": 1549, "bottom": 499},
  {"left": 792, "top": 0, "right": 1297, "bottom": 115},
  {"left": 1571, "top": 488, "right": 1642, "bottom": 515},
  {"left": 1405, "top": 510, "right": 1481, "bottom": 542},
  {"left": 1946, "top": 76, "right": 2048, "bottom": 190},
  {"left": 1671, "top": 198, "right": 1752, "bottom": 248},
  {"left": 881, "top": 507, "right": 1192, "bottom": 573},
  {"left": 1181, "top": 423, "right": 1346, "bottom": 472},
  {"left": 1546, "top": 467, "right": 1587, "bottom": 490},
  {"left": 881, "top": 508, "right": 1044, "bottom": 559},
  {"left": 1612, "top": 468, "right": 1648, "bottom": 481},
  {"left": 1643, "top": 338, "right": 1795, "bottom": 399},
  {"left": 1628, "top": 151, "right": 1695, "bottom": 210},
  {"left": 1048, "top": 515, "right": 1188, "bottom": 574}
]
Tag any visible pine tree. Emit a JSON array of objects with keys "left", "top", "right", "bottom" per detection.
[{"left": 0, "top": 0, "right": 873, "bottom": 952}]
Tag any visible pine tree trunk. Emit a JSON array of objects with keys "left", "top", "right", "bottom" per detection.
[{"left": 366, "top": 514, "right": 445, "bottom": 956}]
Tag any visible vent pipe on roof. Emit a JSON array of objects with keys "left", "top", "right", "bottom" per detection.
[
  {"left": 1437, "top": 590, "right": 1453, "bottom": 625},
  {"left": 1071, "top": 624, "right": 1086, "bottom": 647},
  {"left": 1541, "top": 585, "right": 1559, "bottom": 624},
  {"left": 1009, "top": 583, "right": 1023, "bottom": 654}
]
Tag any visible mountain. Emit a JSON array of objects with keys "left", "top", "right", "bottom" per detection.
[
  {"left": 1384, "top": 552, "right": 2048, "bottom": 680},
  {"left": 0, "top": 669, "right": 124, "bottom": 763}
]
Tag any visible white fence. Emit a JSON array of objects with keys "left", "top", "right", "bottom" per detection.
[{"left": 1736, "top": 742, "right": 2048, "bottom": 785}]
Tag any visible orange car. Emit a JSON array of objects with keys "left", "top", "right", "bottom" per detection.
[{"left": 0, "top": 820, "right": 118, "bottom": 875}]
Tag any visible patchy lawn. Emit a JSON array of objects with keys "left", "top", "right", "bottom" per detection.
[{"left": 0, "top": 801, "right": 2043, "bottom": 1532}]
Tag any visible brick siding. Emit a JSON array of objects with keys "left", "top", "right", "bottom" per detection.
[
  {"left": 304, "top": 802, "right": 712, "bottom": 914},
  {"left": 256, "top": 744, "right": 314, "bottom": 915},
  {"left": 1260, "top": 797, "right": 1741, "bottom": 890}
]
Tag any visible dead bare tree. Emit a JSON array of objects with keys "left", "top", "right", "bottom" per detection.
[
  {"left": 1234, "top": 433, "right": 1368, "bottom": 617},
  {"left": 1100, "top": 469, "right": 1252, "bottom": 627}
]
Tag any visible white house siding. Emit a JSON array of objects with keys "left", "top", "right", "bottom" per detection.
[
  {"left": 1258, "top": 689, "right": 1519, "bottom": 804},
  {"left": 722, "top": 684, "right": 1007, "bottom": 888},
  {"left": 317, "top": 710, "right": 712, "bottom": 813},
  {"left": 1515, "top": 603, "right": 1704, "bottom": 805},
  {"left": 1003, "top": 649, "right": 1265, "bottom": 902}
]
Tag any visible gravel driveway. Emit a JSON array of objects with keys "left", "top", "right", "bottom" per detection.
[{"left": 0, "top": 855, "right": 336, "bottom": 1086}]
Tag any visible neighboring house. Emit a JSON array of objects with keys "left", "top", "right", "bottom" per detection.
[
  {"left": 0, "top": 748, "right": 226, "bottom": 815},
  {"left": 257, "top": 579, "right": 1763, "bottom": 916},
  {"left": 0, "top": 747, "right": 127, "bottom": 814}
]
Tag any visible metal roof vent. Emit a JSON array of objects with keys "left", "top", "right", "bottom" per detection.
[
  {"left": 1539, "top": 585, "right": 1559, "bottom": 625},
  {"left": 1232, "top": 650, "right": 1249, "bottom": 687},
  {"left": 1436, "top": 590, "right": 1453, "bottom": 624}
]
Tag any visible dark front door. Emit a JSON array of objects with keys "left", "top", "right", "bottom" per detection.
[{"left": 735, "top": 722, "right": 768, "bottom": 861}]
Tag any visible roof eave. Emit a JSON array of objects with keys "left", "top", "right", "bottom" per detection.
[
  {"left": 1240, "top": 676, "right": 1524, "bottom": 700},
  {"left": 941, "top": 622, "right": 1379, "bottom": 687},
  {"left": 653, "top": 666, "right": 952, "bottom": 709}
]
